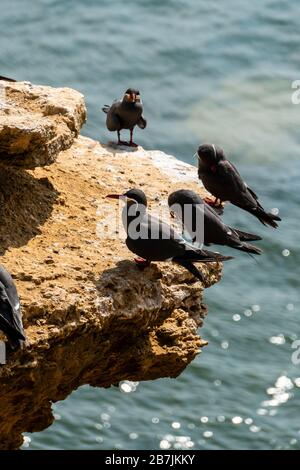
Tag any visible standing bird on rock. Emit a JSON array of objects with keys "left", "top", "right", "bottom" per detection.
[
  {"left": 106, "top": 188, "right": 233, "bottom": 282},
  {"left": 0, "top": 266, "right": 26, "bottom": 350},
  {"left": 168, "top": 189, "right": 262, "bottom": 255},
  {"left": 196, "top": 144, "right": 281, "bottom": 228},
  {"left": 102, "top": 88, "right": 147, "bottom": 147}
]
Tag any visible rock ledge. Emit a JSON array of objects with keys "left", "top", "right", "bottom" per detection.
[{"left": 0, "top": 84, "right": 222, "bottom": 450}]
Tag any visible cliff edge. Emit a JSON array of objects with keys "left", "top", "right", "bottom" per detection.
[{"left": 0, "top": 81, "right": 223, "bottom": 449}]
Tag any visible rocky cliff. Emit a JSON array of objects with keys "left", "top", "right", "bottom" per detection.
[{"left": 0, "top": 80, "right": 223, "bottom": 450}]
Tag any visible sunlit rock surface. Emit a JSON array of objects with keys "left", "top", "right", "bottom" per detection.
[{"left": 0, "top": 80, "right": 86, "bottom": 167}]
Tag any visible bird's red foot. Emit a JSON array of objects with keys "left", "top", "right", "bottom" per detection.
[
  {"left": 204, "top": 197, "right": 217, "bottom": 206},
  {"left": 204, "top": 197, "right": 223, "bottom": 208},
  {"left": 128, "top": 141, "right": 138, "bottom": 148},
  {"left": 134, "top": 257, "right": 151, "bottom": 268}
]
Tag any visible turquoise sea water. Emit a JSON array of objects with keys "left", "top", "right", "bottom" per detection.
[{"left": 1, "top": 0, "right": 300, "bottom": 450}]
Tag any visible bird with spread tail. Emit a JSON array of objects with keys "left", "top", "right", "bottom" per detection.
[
  {"left": 168, "top": 189, "right": 262, "bottom": 255},
  {"left": 0, "top": 266, "right": 26, "bottom": 350},
  {"left": 196, "top": 144, "right": 281, "bottom": 228},
  {"left": 102, "top": 88, "right": 147, "bottom": 147},
  {"left": 106, "top": 188, "right": 233, "bottom": 282}
]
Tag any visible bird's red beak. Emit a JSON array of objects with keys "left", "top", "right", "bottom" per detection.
[
  {"left": 130, "top": 93, "right": 136, "bottom": 102},
  {"left": 106, "top": 194, "right": 122, "bottom": 199}
]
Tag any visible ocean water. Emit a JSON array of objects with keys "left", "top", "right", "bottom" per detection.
[{"left": 1, "top": 0, "right": 300, "bottom": 450}]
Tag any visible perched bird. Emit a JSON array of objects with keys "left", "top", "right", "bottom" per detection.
[
  {"left": 106, "top": 188, "right": 233, "bottom": 282},
  {"left": 168, "top": 189, "right": 263, "bottom": 255},
  {"left": 0, "top": 266, "right": 26, "bottom": 350},
  {"left": 196, "top": 144, "right": 281, "bottom": 228},
  {"left": 102, "top": 88, "right": 147, "bottom": 147},
  {"left": 0, "top": 75, "right": 16, "bottom": 82}
]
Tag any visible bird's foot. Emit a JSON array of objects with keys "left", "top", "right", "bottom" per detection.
[
  {"left": 204, "top": 197, "right": 223, "bottom": 208},
  {"left": 117, "top": 140, "right": 138, "bottom": 148},
  {"left": 117, "top": 140, "right": 130, "bottom": 146},
  {"left": 204, "top": 197, "right": 217, "bottom": 206},
  {"left": 134, "top": 258, "right": 151, "bottom": 268}
]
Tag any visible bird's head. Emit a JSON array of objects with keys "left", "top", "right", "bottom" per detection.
[
  {"left": 168, "top": 190, "right": 203, "bottom": 220},
  {"left": 168, "top": 189, "right": 203, "bottom": 209},
  {"left": 106, "top": 188, "right": 147, "bottom": 207},
  {"left": 123, "top": 88, "right": 141, "bottom": 104},
  {"left": 196, "top": 144, "right": 225, "bottom": 167}
]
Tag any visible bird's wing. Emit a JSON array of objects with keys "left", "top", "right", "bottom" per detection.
[
  {"left": 203, "top": 202, "right": 243, "bottom": 246},
  {"left": 148, "top": 214, "right": 187, "bottom": 243},
  {"left": 137, "top": 116, "right": 147, "bottom": 129},
  {"left": 229, "top": 161, "right": 260, "bottom": 201},
  {"left": 105, "top": 101, "right": 122, "bottom": 131},
  {"left": 219, "top": 160, "right": 257, "bottom": 207},
  {"left": 204, "top": 202, "right": 224, "bottom": 223},
  {"left": 126, "top": 213, "right": 187, "bottom": 261},
  {"left": 110, "top": 100, "right": 121, "bottom": 111},
  {"left": 0, "top": 284, "right": 25, "bottom": 341},
  {"left": 220, "top": 160, "right": 247, "bottom": 192},
  {"left": 0, "top": 267, "right": 25, "bottom": 340},
  {"left": 245, "top": 184, "right": 260, "bottom": 202}
]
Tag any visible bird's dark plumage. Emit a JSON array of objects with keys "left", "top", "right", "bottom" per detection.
[
  {"left": 0, "top": 75, "right": 16, "bottom": 82},
  {"left": 107, "top": 189, "right": 233, "bottom": 282},
  {"left": 0, "top": 266, "right": 25, "bottom": 350},
  {"left": 168, "top": 189, "right": 263, "bottom": 255},
  {"left": 197, "top": 144, "right": 281, "bottom": 228},
  {"left": 102, "top": 88, "right": 147, "bottom": 146}
]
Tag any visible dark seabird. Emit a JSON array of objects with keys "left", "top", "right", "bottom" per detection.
[
  {"left": 168, "top": 189, "right": 263, "bottom": 255},
  {"left": 0, "top": 75, "right": 16, "bottom": 82},
  {"left": 196, "top": 144, "right": 281, "bottom": 228},
  {"left": 106, "top": 188, "right": 233, "bottom": 282},
  {"left": 0, "top": 266, "right": 26, "bottom": 350},
  {"left": 102, "top": 88, "right": 147, "bottom": 147}
]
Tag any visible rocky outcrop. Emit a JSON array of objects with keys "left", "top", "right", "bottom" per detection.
[
  {"left": 0, "top": 84, "right": 223, "bottom": 450},
  {"left": 0, "top": 80, "right": 86, "bottom": 167}
]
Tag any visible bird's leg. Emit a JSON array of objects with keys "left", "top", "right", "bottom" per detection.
[
  {"left": 117, "top": 130, "right": 121, "bottom": 144},
  {"left": 134, "top": 257, "right": 151, "bottom": 268},
  {"left": 117, "top": 130, "right": 128, "bottom": 146},
  {"left": 129, "top": 128, "right": 138, "bottom": 147}
]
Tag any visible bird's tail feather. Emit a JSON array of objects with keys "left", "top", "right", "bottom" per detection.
[
  {"left": 230, "top": 242, "right": 263, "bottom": 255},
  {"left": 102, "top": 105, "right": 110, "bottom": 114},
  {"left": 0, "top": 75, "right": 16, "bottom": 82},
  {"left": 233, "top": 228, "right": 262, "bottom": 242},
  {"left": 180, "top": 249, "right": 233, "bottom": 263},
  {"left": 250, "top": 207, "right": 281, "bottom": 229},
  {"left": 246, "top": 251, "right": 261, "bottom": 265}
]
